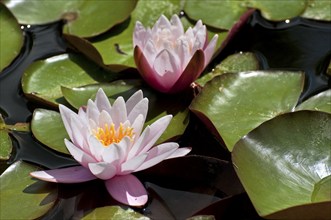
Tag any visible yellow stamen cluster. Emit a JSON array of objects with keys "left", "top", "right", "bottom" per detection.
[{"left": 93, "top": 123, "right": 134, "bottom": 147}]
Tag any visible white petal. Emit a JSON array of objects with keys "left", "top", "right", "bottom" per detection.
[
  {"left": 110, "top": 97, "right": 127, "bottom": 127},
  {"left": 152, "top": 15, "right": 171, "bottom": 34},
  {"left": 127, "top": 98, "right": 148, "bottom": 123},
  {"left": 95, "top": 88, "right": 112, "bottom": 113},
  {"left": 69, "top": 116, "right": 86, "bottom": 150},
  {"left": 192, "top": 25, "right": 207, "bottom": 51},
  {"left": 131, "top": 114, "right": 145, "bottom": 142},
  {"left": 98, "top": 110, "right": 113, "bottom": 127},
  {"left": 134, "top": 143, "right": 178, "bottom": 172},
  {"left": 170, "top": 14, "right": 184, "bottom": 37},
  {"left": 120, "top": 153, "right": 148, "bottom": 175},
  {"left": 126, "top": 90, "right": 143, "bottom": 115},
  {"left": 102, "top": 137, "right": 131, "bottom": 164},
  {"left": 59, "top": 105, "right": 75, "bottom": 140},
  {"left": 142, "top": 40, "right": 157, "bottom": 66},
  {"left": 203, "top": 34, "right": 218, "bottom": 67},
  {"left": 88, "top": 162, "right": 117, "bottom": 180},
  {"left": 133, "top": 21, "right": 147, "bottom": 48},
  {"left": 64, "top": 139, "right": 97, "bottom": 167},
  {"left": 87, "top": 99, "right": 100, "bottom": 123},
  {"left": 166, "top": 147, "right": 191, "bottom": 159},
  {"left": 88, "top": 135, "right": 105, "bottom": 161}
]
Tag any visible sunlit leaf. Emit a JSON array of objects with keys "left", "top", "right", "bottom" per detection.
[
  {"left": 21, "top": 53, "right": 117, "bottom": 107},
  {"left": 82, "top": 206, "right": 149, "bottom": 220},
  {"left": 311, "top": 175, "right": 331, "bottom": 203},
  {"left": 190, "top": 71, "right": 304, "bottom": 151},
  {"left": 295, "top": 89, "right": 331, "bottom": 113},
  {"left": 232, "top": 111, "right": 331, "bottom": 218},
  {"left": 301, "top": 0, "right": 331, "bottom": 21},
  {"left": 31, "top": 108, "right": 68, "bottom": 154},
  {"left": 0, "top": 3, "right": 23, "bottom": 72},
  {"left": 3, "top": 0, "right": 137, "bottom": 37},
  {"left": 0, "top": 161, "right": 57, "bottom": 219}
]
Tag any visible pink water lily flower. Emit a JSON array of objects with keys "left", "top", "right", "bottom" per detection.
[
  {"left": 133, "top": 14, "right": 218, "bottom": 93},
  {"left": 30, "top": 89, "right": 191, "bottom": 206}
]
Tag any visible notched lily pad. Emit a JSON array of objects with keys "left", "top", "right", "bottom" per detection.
[
  {"left": 0, "top": 161, "right": 57, "bottom": 219},
  {"left": 62, "top": 79, "right": 190, "bottom": 143},
  {"left": 0, "top": 3, "right": 23, "bottom": 72},
  {"left": 3, "top": 0, "right": 138, "bottom": 37},
  {"left": 31, "top": 108, "right": 69, "bottom": 154},
  {"left": 232, "top": 111, "right": 331, "bottom": 218},
  {"left": 190, "top": 70, "right": 304, "bottom": 151},
  {"left": 295, "top": 89, "right": 331, "bottom": 113},
  {"left": 21, "top": 53, "right": 118, "bottom": 107},
  {"left": 82, "top": 206, "right": 149, "bottom": 220}
]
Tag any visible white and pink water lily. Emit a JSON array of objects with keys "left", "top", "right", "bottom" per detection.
[
  {"left": 30, "top": 89, "right": 191, "bottom": 206},
  {"left": 133, "top": 14, "right": 218, "bottom": 93}
]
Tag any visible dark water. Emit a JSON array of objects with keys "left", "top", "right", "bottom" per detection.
[{"left": 0, "top": 11, "right": 330, "bottom": 219}]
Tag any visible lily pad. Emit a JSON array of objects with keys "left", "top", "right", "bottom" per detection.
[
  {"left": 91, "top": 0, "right": 182, "bottom": 70},
  {"left": 245, "top": 0, "right": 307, "bottom": 21},
  {"left": 295, "top": 89, "right": 331, "bottom": 113},
  {"left": 301, "top": 0, "right": 331, "bottom": 21},
  {"left": 0, "top": 3, "right": 23, "bottom": 72},
  {"left": 196, "top": 52, "right": 260, "bottom": 86},
  {"left": 3, "top": 0, "right": 137, "bottom": 37},
  {"left": 31, "top": 108, "right": 69, "bottom": 154},
  {"left": 21, "top": 53, "right": 117, "bottom": 107},
  {"left": 0, "top": 115, "right": 11, "bottom": 160},
  {"left": 62, "top": 79, "right": 190, "bottom": 143},
  {"left": 232, "top": 111, "right": 331, "bottom": 218},
  {"left": 0, "top": 161, "right": 57, "bottom": 219},
  {"left": 82, "top": 206, "right": 149, "bottom": 220},
  {"left": 190, "top": 70, "right": 304, "bottom": 151},
  {"left": 311, "top": 175, "right": 331, "bottom": 203},
  {"left": 184, "top": 0, "right": 248, "bottom": 30}
]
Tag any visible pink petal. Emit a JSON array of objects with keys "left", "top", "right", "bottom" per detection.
[
  {"left": 127, "top": 98, "right": 148, "bottom": 123},
  {"left": 110, "top": 97, "right": 127, "bottom": 127},
  {"left": 134, "top": 143, "right": 179, "bottom": 172},
  {"left": 128, "top": 115, "right": 172, "bottom": 159},
  {"left": 166, "top": 147, "right": 191, "bottom": 159},
  {"left": 87, "top": 99, "right": 100, "bottom": 123},
  {"left": 95, "top": 88, "right": 112, "bottom": 113},
  {"left": 192, "top": 20, "right": 203, "bottom": 35},
  {"left": 65, "top": 139, "right": 97, "bottom": 167},
  {"left": 203, "top": 34, "right": 218, "bottom": 67},
  {"left": 98, "top": 110, "right": 113, "bottom": 128},
  {"left": 120, "top": 153, "right": 148, "bottom": 175},
  {"left": 105, "top": 174, "right": 148, "bottom": 206},
  {"left": 30, "top": 166, "right": 96, "bottom": 183},
  {"left": 69, "top": 115, "right": 86, "bottom": 149},
  {"left": 176, "top": 38, "right": 192, "bottom": 71},
  {"left": 131, "top": 114, "right": 145, "bottom": 142},
  {"left": 152, "top": 15, "right": 171, "bottom": 34},
  {"left": 59, "top": 104, "right": 75, "bottom": 140},
  {"left": 192, "top": 25, "right": 207, "bottom": 52},
  {"left": 134, "top": 46, "right": 168, "bottom": 92},
  {"left": 102, "top": 137, "right": 131, "bottom": 164},
  {"left": 126, "top": 90, "right": 143, "bottom": 115},
  {"left": 142, "top": 40, "right": 157, "bottom": 66},
  {"left": 170, "top": 14, "right": 184, "bottom": 37},
  {"left": 88, "top": 162, "right": 117, "bottom": 180},
  {"left": 87, "top": 136, "right": 106, "bottom": 161},
  {"left": 133, "top": 21, "right": 147, "bottom": 49},
  {"left": 168, "top": 49, "right": 205, "bottom": 93}
]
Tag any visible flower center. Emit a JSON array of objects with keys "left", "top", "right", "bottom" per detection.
[{"left": 93, "top": 123, "right": 134, "bottom": 146}]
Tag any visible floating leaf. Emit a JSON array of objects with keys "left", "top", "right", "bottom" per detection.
[
  {"left": 0, "top": 161, "right": 57, "bottom": 219},
  {"left": 311, "top": 175, "right": 331, "bottom": 203},
  {"left": 232, "top": 111, "right": 331, "bottom": 218},
  {"left": 91, "top": 0, "right": 182, "bottom": 70},
  {"left": 3, "top": 0, "right": 137, "bottom": 37},
  {"left": 301, "top": 0, "right": 331, "bottom": 21},
  {"left": 31, "top": 108, "right": 68, "bottom": 154},
  {"left": 245, "top": 0, "right": 307, "bottom": 21},
  {"left": 0, "top": 115, "right": 11, "bottom": 160},
  {"left": 190, "top": 71, "right": 304, "bottom": 151},
  {"left": 62, "top": 80, "right": 190, "bottom": 143},
  {"left": 295, "top": 89, "right": 331, "bottom": 113},
  {"left": 0, "top": 3, "right": 23, "bottom": 72},
  {"left": 196, "top": 52, "right": 260, "bottom": 86},
  {"left": 82, "top": 206, "right": 149, "bottom": 220},
  {"left": 184, "top": 0, "right": 248, "bottom": 30},
  {"left": 21, "top": 53, "right": 117, "bottom": 106}
]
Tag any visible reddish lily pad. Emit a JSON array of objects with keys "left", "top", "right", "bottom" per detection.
[
  {"left": 0, "top": 161, "right": 57, "bottom": 219},
  {"left": 3, "top": 0, "right": 137, "bottom": 37},
  {"left": 232, "top": 111, "right": 331, "bottom": 218},
  {"left": 190, "top": 70, "right": 304, "bottom": 151},
  {"left": 0, "top": 3, "right": 23, "bottom": 72}
]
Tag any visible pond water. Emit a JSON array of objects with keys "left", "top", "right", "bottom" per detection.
[{"left": 0, "top": 11, "right": 330, "bottom": 219}]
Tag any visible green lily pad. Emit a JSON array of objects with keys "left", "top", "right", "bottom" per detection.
[
  {"left": 91, "top": 0, "right": 182, "bottom": 70},
  {"left": 311, "top": 175, "right": 331, "bottom": 203},
  {"left": 190, "top": 70, "right": 304, "bottom": 151},
  {"left": 184, "top": 0, "right": 248, "bottom": 30},
  {"left": 295, "top": 89, "right": 331, "bottom": 113},
  {"left": 232, "top": 111, "right": 331, "bottom": 218},
  {"left": 21, "top": 53, "right": 117, "bottom": 107},
  {"left": 245, "top": 0, "right": 307, "bottom": 21},
  {"left": 0, "top": 115, "right": 11, "bottom": 160},
  {"left": 196, "top": 52, "right": 260, "bottom": 86},
  {"left": 0, "top": 161, "right": 57, "bottom": 219},
  {"left": 301, "top": 0, "right": 331, "bottom": 21},
  {"left": 82, "top": 206, "right": 149, "bottom": 220},
  {"left": 3, "top": 0, "right": 137, "bottom": 38},
  {"left": 0, "top": 3, "right": 23, "bottom": 72},
  {"left": 62, "top": 79, "right": 190, "bottom": 143},
  {"left": 31, "top": 108, "right": 68, "bottom": 154}
]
